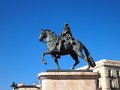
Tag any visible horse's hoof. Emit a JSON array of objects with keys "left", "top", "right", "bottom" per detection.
[
  {"left": 85, "top": 66, "right": 90, "bottom": 70},
  {"left": 42, "top": 61, "right": 47, "bottom": 65}
]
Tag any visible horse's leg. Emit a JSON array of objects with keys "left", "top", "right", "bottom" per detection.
[
  {"left": 76, "top": 51, "right": 90, "bottom": 70},
  {"left": 42, "top": 50, "right": 54, "bottom": 65},
  {"left": 51, "top": 54, "right": 60, "bottom": 70},
  {"left": 70, "top": 53, "right": 79, "bottom": 70}
]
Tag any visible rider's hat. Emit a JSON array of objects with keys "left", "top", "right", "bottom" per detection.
[{"left": 64, "top": 22, "right": 69, "bottom": 26}]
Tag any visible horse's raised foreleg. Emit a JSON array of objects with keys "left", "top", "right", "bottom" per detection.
[
  {"left": 70, "top": 53, "right": 79, "bottom": 70},
  {"left": 42, "top": 50, "right": 54, "bottom": 65},
  {"left": 52, "top": 54, "right": 60, "bottom": 70}
]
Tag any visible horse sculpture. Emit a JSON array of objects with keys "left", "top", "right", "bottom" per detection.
[{"left": 39, "top": 29, "right": 96, "bottom": 70}]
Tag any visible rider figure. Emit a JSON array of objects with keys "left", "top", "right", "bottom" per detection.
[{"left": 58, "top": 23, "right": 73, "bottom": 52}]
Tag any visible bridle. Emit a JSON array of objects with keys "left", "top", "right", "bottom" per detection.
[{"left": 40, "top": 30, "right": 58, "bottom": 45}]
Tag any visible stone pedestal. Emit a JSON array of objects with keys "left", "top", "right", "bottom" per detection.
[{"left": 38, "top": 70, "right": 100, "bottom": 90}]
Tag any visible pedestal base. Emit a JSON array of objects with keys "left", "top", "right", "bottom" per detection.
[{"left": 38, "top": 70, "right": 100, "bottom": 90}]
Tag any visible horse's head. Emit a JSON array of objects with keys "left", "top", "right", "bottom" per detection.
[{"left": 39, "top": 29, "right": 47, "bottom": 41}]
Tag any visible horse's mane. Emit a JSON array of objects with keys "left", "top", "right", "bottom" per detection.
[{"left": 45, "top": 29, "right": 58, "bottom": 38}]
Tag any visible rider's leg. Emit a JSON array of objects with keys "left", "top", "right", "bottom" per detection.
[
  {"left": 58, "top": 41, "right": 62, "bottom": 52},
  {"left": 58, "top": 39, "right": 64, "bottom": 52},
  {"left": 57, "top": 42, "right": 62, "bottom": 59}
]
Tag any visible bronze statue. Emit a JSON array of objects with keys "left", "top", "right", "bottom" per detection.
[{"left": 39, "top": 24, "right": 96, "bottom": 70}]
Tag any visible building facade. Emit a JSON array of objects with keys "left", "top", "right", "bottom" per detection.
[
  {"left": 11, "top": 83, "right": 41, "bottom": 90},
  {"left": 77, "top": 59, "right": 120, "bottom": 90}
]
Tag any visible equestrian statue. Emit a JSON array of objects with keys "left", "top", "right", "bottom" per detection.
[{"left": 39, "top": 23, "right": 96, "bottom": 70}]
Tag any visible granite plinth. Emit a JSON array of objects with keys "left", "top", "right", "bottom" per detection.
[{"left": 38, "top": 70, "right": 100, "bottom": 90}]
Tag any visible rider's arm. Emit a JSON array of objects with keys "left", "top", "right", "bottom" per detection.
[{"left": 63, "top": 29, "right": 70, "bottom": 35}]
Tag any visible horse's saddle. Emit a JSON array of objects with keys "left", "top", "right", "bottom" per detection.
[{"left": 57, "top": 36, "right": 75, "bottom": 47}]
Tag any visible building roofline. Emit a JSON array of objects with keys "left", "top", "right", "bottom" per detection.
[
  {"left": 17, "top": 85, "right": 40, "bottom": 88},
  {"left": 76, "top": 59, "right": 120, "bottom": 70},
  {"left": 11, "top": 82, "right": 40, "bottom": 89}
]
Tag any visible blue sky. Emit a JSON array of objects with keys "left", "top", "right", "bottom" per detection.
[{"left": 0, "top": 0, "right": 120, "bottom": 90}]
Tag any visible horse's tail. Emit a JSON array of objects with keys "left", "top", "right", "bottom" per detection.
[{"left": 83, "top": 45, "right": 96, "bottom": 67}]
